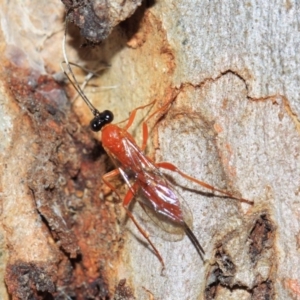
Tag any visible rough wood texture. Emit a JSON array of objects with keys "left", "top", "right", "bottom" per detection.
[
  {"left": 61, "top": 0, "right": 143, "bottom": 43},
  {"left": 0, "top": 0, "right": 299, "bottom": 299}
]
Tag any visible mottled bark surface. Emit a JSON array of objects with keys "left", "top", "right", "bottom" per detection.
[
  {"left": 61, "top": 0, "right": 143, "bottom": 43},
  {"left": 0, "top": 0, "right": 299, "bottom": 299}
]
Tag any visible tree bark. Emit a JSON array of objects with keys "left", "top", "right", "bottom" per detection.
[{"left": 0, "top": 0, "right": 299, "bottom": 299}]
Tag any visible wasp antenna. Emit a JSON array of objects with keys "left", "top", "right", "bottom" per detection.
[
  {"left": 61, "top": 14, "right": 100, "bottom": 117},
  {"left": 183, "top": 222, "right": 205, "bottom": 261}
]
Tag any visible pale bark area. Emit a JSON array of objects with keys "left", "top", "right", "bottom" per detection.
[
  {"left": 0, "top": 0, "right": 299, "bottom": 299},
  {"left": 99, "top": 1, "right": 300, "bottom": 299}
]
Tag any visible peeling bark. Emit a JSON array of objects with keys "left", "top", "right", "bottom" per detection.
[{"left": 61, "top": 0, "right": 143, "bottom": 43}]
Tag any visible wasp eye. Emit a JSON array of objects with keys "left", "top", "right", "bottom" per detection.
[{"left": 90, "top": 110, "right": 114, "bottom": 132}]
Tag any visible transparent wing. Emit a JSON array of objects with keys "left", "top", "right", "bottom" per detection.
[
  {"left": 138, "top": 195, "right": 193, "bottom": 241},
  {"left": 112, "top": 137, "right": 194, "bottom": 241}
]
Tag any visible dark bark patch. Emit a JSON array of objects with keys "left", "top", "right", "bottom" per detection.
[
  {"left": 113, "top": 279, "right": 135, "bottom": 300},
  {"left": 3, "top": 63, "right": 120, "bottom": 299},
  {"left": 5, "top": 262, "right": 56, "bottom": 300},
  {"left": 249, "top": 215, "right": 274, "bottom": 263},
  {"left": 252, "top": 280, "right": 273, "bottom": 300},
  {"left": 62, "top": 0, "right": 143, "bottom": 44}
]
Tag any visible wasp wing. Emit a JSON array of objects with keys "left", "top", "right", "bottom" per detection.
[{"left": 116, "top": 137, "right": 194, "bottom": 240}]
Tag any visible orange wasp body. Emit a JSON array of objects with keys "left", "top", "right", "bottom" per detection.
[
  {"left": 90, "top": 103, "right": 206, "bottom": 268},
  {"left": 88, "top": 101, "right": 252, "bottom": 269},
  {"left": 101, "top": 123, "right": 185, "bottom": 224},
  {"left": 62, "top": 27, "right": 253, "bottom": 268}
]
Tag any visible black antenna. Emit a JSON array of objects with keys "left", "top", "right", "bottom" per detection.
[{"left": 61, "top": 15, "right": 114, "bottom": 131}]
